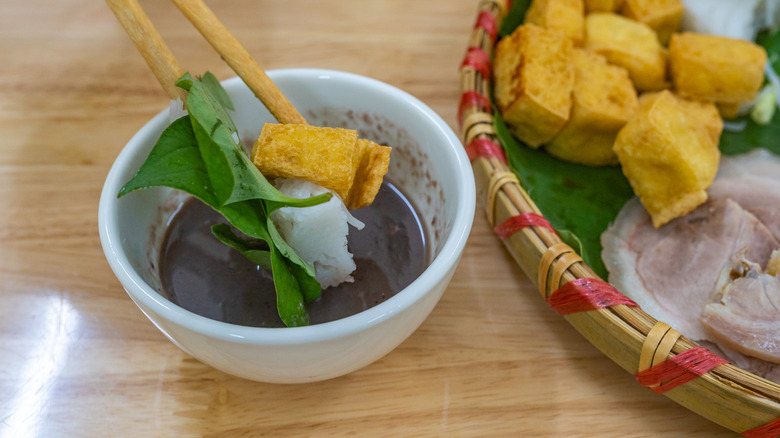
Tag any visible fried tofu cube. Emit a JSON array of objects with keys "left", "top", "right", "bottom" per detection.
[
  {"left": 252, "top": 124, "right": 357, "bottom": 202},
  {"left": 614, "top": 90, "right": 720, "bottom": 227},
  {"left": 716, "top": 102, "right": 741, "bottom": 119},
  {"left": 252, "top": 124, "right": 391, "bottom": 209},
  {"left": 584, "top": 0, "right": 624, "bottom": 12},
  {"left": 669, "top": 33, "right": 767, "bottom": 104},
  {"left": 584, "top": 13, "right": 667, "bottom": 91},
  {"left": 346, "top": 139, "right": 392, "bottom": 210},
  {"left": 621, "top": 0, "right": 684, "bottom": 45},
  {"left": 639, "top": 91, "right": 723, "bottom": 144},
  {"left": 524, "top": 0, "right": 585, "bottom": 45},
  {"left": 494, "top": 23, "right": 574, "bottom": 147},
  {"left": 546, "top": 49, "right": 638, "bottom": 166}
]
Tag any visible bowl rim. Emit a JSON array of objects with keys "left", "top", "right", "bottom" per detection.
[{"left": 98, "top": 68, "right": 475, "bottom": 345}]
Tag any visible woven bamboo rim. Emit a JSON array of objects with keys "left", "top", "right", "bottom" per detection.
[{"left": 460, "top": 1, "right": 780, "bottom": 434}]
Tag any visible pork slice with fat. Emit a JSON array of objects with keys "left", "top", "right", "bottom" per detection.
[
  {"left": 708, "top": 176, "right": 780, "bottom": 241},
  {"left": 701, "top": 251, "right": 780, "bottom": 363},
  {"left": 603, "top": 198, "right": 779, "bottom": 341}
]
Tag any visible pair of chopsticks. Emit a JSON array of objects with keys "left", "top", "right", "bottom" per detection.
[{"left": 105, "top": 0, "right": 307, "bottom": 125}]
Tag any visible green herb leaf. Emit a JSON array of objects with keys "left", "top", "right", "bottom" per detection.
[
  {"left": 758, "top": 28, "right": 780, "bottom": 73},
  {"left": 289, "top": 260, "right": 322, "bottom": 303},
  {"left": 499, "top": 0, "right": 532, "bottom": 38},
  {"left": 201, "top": 71, "right": 234, "bottom": 111},
  {"left": 119, "top": 71, "right": 330, "bottom": 326},
  {"left": 118, "top": 116, "right": 271, "bottom": 241},
  {"left": 177, "top": 73, "right": 331, "bottom": 208},
  {"left": 720, "top": 112, "right": 780, "bottom": 155},
  {"left": 217, "top": 200, "right": 322, "bottom": 320},
  {"left": 494, "top": 113, "right": 634, "bottom": 279},
  {"left": 211, "top": 223, "right": 272, "bottom": 270},
  {"left": 216, "top": 200, "right": 271, "bottom": 241},
  {"left": 118, "top": 116, "right": 216, "bottom": 203},
  {"left": 269, "top": 245, "right": 309, "bottom": 327},
  {"left": 264, "top": 210, "right": 321, "bottom": 302}
]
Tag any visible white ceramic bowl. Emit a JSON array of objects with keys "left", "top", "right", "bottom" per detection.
[{"left": 98, "top": 69, "right": 475, "bottom": 383}]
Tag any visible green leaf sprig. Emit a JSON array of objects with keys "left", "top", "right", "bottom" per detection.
[{"left": 119, "top": 72, "right": 329, "bottom": 327}]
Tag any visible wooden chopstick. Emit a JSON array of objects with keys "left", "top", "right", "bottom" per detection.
[
  {"left": 106, "top": 0, "right": 307, "bottom": 125},
  {"left": 169, "top": 0, "right": 308, "bottom": 125},
  {"left": 105, "top": 0, "right": 186, "bottom": 102}
]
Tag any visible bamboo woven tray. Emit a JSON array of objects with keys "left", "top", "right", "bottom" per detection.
[{"left": 459, "top": 1, "right": 780, "bottom": 435}]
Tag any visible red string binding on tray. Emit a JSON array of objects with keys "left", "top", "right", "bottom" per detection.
[
  {"left": 742, "top": 417, "right": 780, "bottom": 438},
  {"left": 457, "top": 90, "right": 493, "bottom": 125},
  {"left": 474, "top": 10, "right": 498, "bottom": 42},
  {"left": 494, "top": 212, "right": 554, "bottom": 239},
  {"left": 547, "top": 278, "right": 637, "bottom": 316},
  {"left": 460, "top": 46, "right": 491, "bottom": 79},
  {"left": 635, "top": 347, "right": 729, "bottom": 394},
  {"left": 465, "top": 137, "right": 507, "bottom": 163}
]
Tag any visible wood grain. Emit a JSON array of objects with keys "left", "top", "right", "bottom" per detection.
[
  {"left": 0, "top": 0, "right": 736, "bottom": 436},
  {"left": 170, "top": 0, "right": 307, "bottom": 124},
  {"left": 105, "top": 0, "right": 187, "bottom": 101}
]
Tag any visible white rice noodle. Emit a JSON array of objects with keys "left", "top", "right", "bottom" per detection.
[
  {"left": 271, "top": 178, "right": 364, "bottom": 289},
  {"left": 722, "top": 120, "right": 747, "bottom": 132},
  {"left": 168, "top": 98, "right": 188, "bottom": 123},
  {"left": 681, "top": 0, "right": 780, "bottom": 41},
  {"left": 760, "top": 0, "right": 780, "bottom": 31}
]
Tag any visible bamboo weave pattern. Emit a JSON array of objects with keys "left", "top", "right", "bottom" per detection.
[{"left": 459, "top": 0, "right": 780, "bottom": 433}]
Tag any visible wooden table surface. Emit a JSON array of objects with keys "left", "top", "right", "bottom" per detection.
[{"left": 0, "top": 0, "right": 737, "bottom": 436}]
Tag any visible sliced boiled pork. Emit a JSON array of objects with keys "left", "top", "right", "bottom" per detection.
[
  {"left": 701, "top": 251, "right": 780, "bottom": 363},
  {"left": 602, "top": 149, "right": 780, "bottom": 380}
]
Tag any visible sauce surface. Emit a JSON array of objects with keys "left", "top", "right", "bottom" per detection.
[{"left": 159, "top": 182, "right": 428, "bottom": 327}]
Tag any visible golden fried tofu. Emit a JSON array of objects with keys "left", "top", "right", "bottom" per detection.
[
  {"left": 346, "top": 139, "right": 392, "bottom": 210},
  {"left": 716, "top": 102, "right": 741, "bottom": 120},
  {"left": 584, "top": 13, "right": 667, "bottom": 91},
  {"left": 639, "top": 91, "right": 723, "bottom": 144},
  {"left": 524, "top": 0, "right": 585, "bottom": 45},
  {"left": 584, "top": 0, "right": 624, "bottom": 12},
  {"left": 614, "top": 90, "right": 720, "bottom": 227},
  {"left": 494, "top": 23, "right": 574, "bottom": 147},
  {"left": 546, "top": 49, "right": 638, "bottom": 166},
  {"left": 621, "top": 0, "right": 684, "bottom": 45},
  {"left": 252, "top": 123, "right": 391, "bottom": 209},
  {"left": 669, "top": 33, "right": 767, "bottom": 105}
]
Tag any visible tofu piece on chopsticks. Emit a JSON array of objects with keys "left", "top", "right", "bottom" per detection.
[{"left": 251, "top": 123, "right": 392, "bottom": 210}]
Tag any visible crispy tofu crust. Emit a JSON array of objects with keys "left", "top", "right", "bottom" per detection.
[
  {"left": 584, "top": 0, "right": 624, "bottom": 13},
  {"left": 346, "top": 139, "right": 392, "bottom": 210},
  {"left": 584, "top": 13, "right": 667, "bottom": 92},
  {"left": 546, "top": 49, "right": 638, "bottom": 166},
  {"left": 614, "top": 90, "right": 720, "bottom": 227},
  {"left": 669, "top": 32, "right": 767, "bottom": 105},
  {"left": 621, "top": 0, "right": 684, "bottom": 45},
  {"left": 252, "top": 123, "right": 391, "bottom": 209},
  {"left": 716, "top": 102, "right": 741, "bottom": 120},
  {"left": 494, "top": 23, "right": 574, "bottom": 147},
  {"left": 524, "top": 0, "right": 585, "bottom": 45},
  {"left": 638, "top": 91, "right": 723, "bottom": 144}
]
